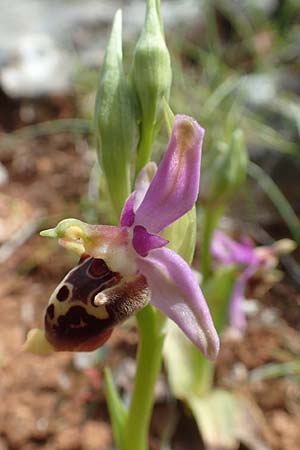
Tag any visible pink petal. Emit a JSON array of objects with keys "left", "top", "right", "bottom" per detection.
[
  {"left": 120, "top": 193, "right": 135, "bottom": 227},
  {"left": 120, "top": 163, "right": 157, "bottom": 227},
  {"left": 229, "top": 278, "right": 247, "bottom": 330},
  {"left": 136, "top": 247, "right": 219, "bottom": 360},
  {"left": 134, "top": 162, "right": 157, "bottom": 211},
  {"left": 134, "top": 115, "right": 204, "bottom": 233},
  {"left": 212, "top": 230, "right": 257, "bottom": 266},
  {"left": 229, "top": 265, "right": 257, "bottom": 330},
  {"left": 132, "top": 225, "right": 168, "bottom": 257}
]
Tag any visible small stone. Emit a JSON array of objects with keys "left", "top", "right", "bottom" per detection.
[
  {"left": 81, "top": 421, "right": 111, "bottom": 450},
  {"left": 55, "top": 427, "right": 81, "bottom": 450}
]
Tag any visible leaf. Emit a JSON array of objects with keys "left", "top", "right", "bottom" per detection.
[
  {"left": 203, "top": 76, "right": 241, "bottom": 117},
  {"left": 164, "top": 320, "right": 214, "bottom": 397},
  {"left": 104, "top": 367, "right": 127, "bottom": 449},
  {"left": 0, "top": 119, "right": 91, "bottom": 148},
  {"left": 203, "top": 266, "right": 237, "bottom": 334},
  {"left": 189, "top": 389, "right": 240, "bottom": 450},
  {"left": 249, "top": 360, "right": 300, "bottom": 382},
  {"left": 189, "top": 390, "right": 272, "bottom": 450},
  {"left": 248, "top": 161, "right": 300, "bottom": 242},
  {"left": 244, "top": 116, "right": 299, "bottom": 155},
  {"left": 269, "top": 96, "right": 300, "bottom": 139}
]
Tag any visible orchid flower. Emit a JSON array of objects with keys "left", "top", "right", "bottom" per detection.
[
  {"left": 25, "top": 115, "right": 219, "bottom": 360},
  {"left": 211, "top": 230, "right": 294, "bottom": 329}
]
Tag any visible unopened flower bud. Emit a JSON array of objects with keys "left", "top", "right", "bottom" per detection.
[
  {"left": 95, "top": 10, "right": 137, "bottom": 217},
  {"left": 206, "top": 129, "right": 248, "bottom": 206},
  {"left": 272, "top": 238, "right": 297, "bottom": 255},
  {"left": 132, "top": 0, "right": 172, "bottom": 171}
]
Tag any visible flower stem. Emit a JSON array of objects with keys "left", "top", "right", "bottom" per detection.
[
  {"left": 201, "top": 205, "right": 223, "bottom": 281},
  {"left": 123, "top": 305, "right": 165, "bottom": 450},
  {"left": 135, "top": 123, "right": 155, "bottom": 176}
]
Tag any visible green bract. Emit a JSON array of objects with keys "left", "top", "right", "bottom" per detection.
[
  {"left": 132, "top": 0, "right": 172, "bottom": 172},
  {"left": 95, "top": 10, "right": 136, "bottom": 217}
]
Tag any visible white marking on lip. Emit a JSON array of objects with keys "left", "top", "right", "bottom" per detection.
[{"left": 93, "top": 292, "right": 108, "bottom": 306}]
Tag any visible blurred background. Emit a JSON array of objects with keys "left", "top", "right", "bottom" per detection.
[{"left": 0, "top": 1, "right": 300, "bottom": 449}]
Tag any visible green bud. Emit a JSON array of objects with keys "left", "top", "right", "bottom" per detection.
[
  {"left": 206, "top": 129, "right": 248, "bottom": 206},
  {"left": 95, "top": 10, "right": 136, "bottom": 217},
  {"left": 132, "top": 0, "right": 172, "bottom": 172}
]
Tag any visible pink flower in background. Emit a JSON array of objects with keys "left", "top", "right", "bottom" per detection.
[{"left": 211, "top": 230, "right": 292, "bottom": 329}]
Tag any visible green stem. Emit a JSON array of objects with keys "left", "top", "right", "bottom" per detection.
[
  {"left": 123, "top": 306, "right": 165, "bottom": 450},
  {"left": 135, "top": 123, "right": 155, "bottom": 176},
  {"left": 201, "top": 206, "right": 223, "bottom": 281}
]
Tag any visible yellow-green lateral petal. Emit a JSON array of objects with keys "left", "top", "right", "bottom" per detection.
[{"left": 23, "top": 328, "right": 54, "bottom": 355}]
